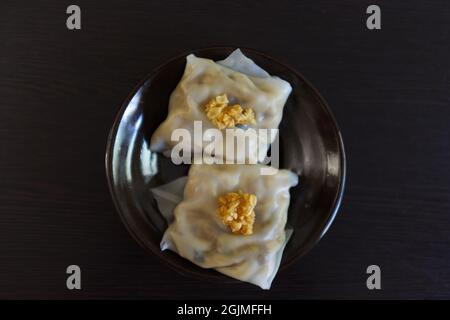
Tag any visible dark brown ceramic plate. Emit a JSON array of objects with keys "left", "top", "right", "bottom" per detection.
[{"left": 105, "top": 47, "right": 346, "bottom": 283}]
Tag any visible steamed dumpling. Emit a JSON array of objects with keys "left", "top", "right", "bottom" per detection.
[
  {"left": 160, "top": 164, "right": 298, "bottom": 289},
  {"left": 150, "top": 49, "right": 292, "bottom": 163}
]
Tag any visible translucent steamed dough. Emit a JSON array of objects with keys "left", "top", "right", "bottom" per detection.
[
  {"left": 150, "top": 49, "right": 292, "bottom": 163},
  {"left": 158, "top": 164, "right": 298, "bottom": 289}
]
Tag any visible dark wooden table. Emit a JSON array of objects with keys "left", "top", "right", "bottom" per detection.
[{"left": 1, "top": 0, "right": 449, "bottom": 299}]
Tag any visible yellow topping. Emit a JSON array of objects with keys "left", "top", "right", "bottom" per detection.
[
  {"left": 204, "top": 94, "right": 256, "bottom": 129},
  {"left": 217, "top": 191, "right": 257, "bottom": 235}
]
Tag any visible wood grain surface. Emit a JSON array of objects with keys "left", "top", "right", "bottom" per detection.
[{"left": 0, "top": 0, "right": 449, "bottom": 299}]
